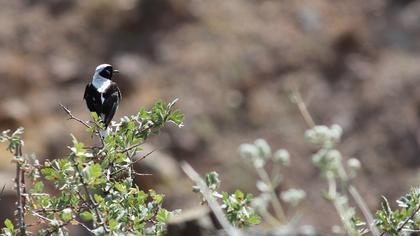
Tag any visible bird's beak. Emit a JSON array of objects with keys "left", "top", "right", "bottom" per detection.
[{"left": 113, "top": 69, "right": 119, "bottom": 73}]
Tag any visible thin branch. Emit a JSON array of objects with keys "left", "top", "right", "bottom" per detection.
[
  {"left": 132, "top": 170, "right": 152, "bottom": 176},
  {"left": 20, "top": 147, "right": 26, "bottom": 212},
  {"left": 59, "top": 104, "right": 105, "bottom": 147},
  {"left": 290, "top": 85, "right": 380, "bottom": 236},
  {"left": 32, "top": 205, "right": 89, "bottom": 214},
  {"left": 289, "top": 85, "right": 315, "bottom": 128},
  {"left": 401, "top": 228, "right": 420, "bottom": 233},
  {"left": 111, "top": 148, "right": 157, "bottom": 176},
  {"left": 59, "top": 104, "right": 91, "bottom": 129},
  {"left": 31, "top": 211, "right": 70, "bottom": 235},
  {"left": 392, "top": 202, "right": 420, "bottom": 235},
  {"left": 25, "top": 221, "right": 44, "bottom": 228},
  {"left": 22, "top": 193, "right": 49, "bottom": 196},
  {"left": 260, "top": 209, "right": 283, "bottom": 226},
  {"left": 181, "top": 161, "right": 242, "bottom": 236},
  {"left": 348, "top": 185, "right": 380, "bottom": 236},
  {"left": 0, "top": 184, "right": 5, "bottom": 200},
  {"left": 121, "top": 107, "right": 172, "bottom": 149},
  {"left": 75, "top": 220, "right": 95, "bottom": 234},
  {"left": 255, "top": 166, "right": 286, "bottom": 222},
  {"left": 45, "top": 222, "right": 69, "bottom": 236},
  {"left": 118, "top": 142, "right": 144, "bottom": 154},
  {"left": 32, "top": 211, "right": 54, "bottom": 223},
  {"left": 380, "top": 200, "right": 420, "bottom": 236},
  {"left": 70, "top": 154, "right": 109, "bottom": 233},
  {"left": 15, "top": 144, "right": 26, "bottom": 236}
]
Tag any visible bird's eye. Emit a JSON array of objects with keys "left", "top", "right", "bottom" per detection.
[{"left": 99, "top": 68, "right": 113, "bottom": 78}]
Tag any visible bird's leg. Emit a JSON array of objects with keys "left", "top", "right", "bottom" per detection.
[{"left": 98, "top": 132, "right": 105, "bottom": 148}]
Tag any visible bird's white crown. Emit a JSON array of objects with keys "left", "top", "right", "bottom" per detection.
[{"left": 95, "top": 64, "right": 112, "bottom": 73}]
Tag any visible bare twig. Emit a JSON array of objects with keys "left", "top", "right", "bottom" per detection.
[
  {"left": 45, "top": 222, "right": 69, "bottom": 236},
  {"left": 401, "top": 228, "right": 420, "bottom": 233},
  {"left": 118, "top": 142, "right": 144, "bottom": 154},
  {"left": 181, "top": 161, "right": 242, "bottom": 236},
  {"left": 32, "top": 206, "right": 87, "bottom": 214},
  {"left": 289, "top": 85, "right": 315, "bottom": 128},
  {"left": 75, "top": 220, "right": 95, "bottom": 234},
  {"left": 59, "top": 104, "right": 104, "bottom": 147},
  {"left": 349, "top": 185, "right": 380, "bottom": 236},
  {"left": 34, "top": 211, "right": 89, "bottom": 235},
  {"left": 15, "top": 144, "right": 26, "bottom": 236},
  {"left": 397, "top": 202, "right": 420, "bottom": 231},
  {"left": 59, "top": 104, "right": 91, "bottom": 129},
  {"left": 22, "top": 193, "right": 49, "bottom": 197},
  {"left": 32, "top": 211, "right": 54, "bottom": 223},
  {"left": 32, "top": 211, "right": 70, "bottom": 235},
  {"left": 132, "top": 171, "right": 152, "bottom": 176},
  {"left": 0, "top": 184, "right": 5, "bottom": 200}
]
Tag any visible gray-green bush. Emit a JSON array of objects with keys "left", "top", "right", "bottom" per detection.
[{"left": 1, "top": 100, "right": 183, "bottom": 235}]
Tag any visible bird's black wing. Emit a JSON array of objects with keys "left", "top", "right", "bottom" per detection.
[
  {"left": 101, "top": 82, "right": 121, "bottom": 127},
  {"left": 83, "top": 83, "right": 102, "bottom": 115}
]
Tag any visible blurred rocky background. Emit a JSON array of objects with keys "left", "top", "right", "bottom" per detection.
[{"left": 0, "top": 0, "right": 420, "bottom": 235}]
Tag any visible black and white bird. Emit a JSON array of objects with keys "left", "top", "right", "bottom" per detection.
[{"left": 84, "top": 64, "right": 121, "bottom": 137}]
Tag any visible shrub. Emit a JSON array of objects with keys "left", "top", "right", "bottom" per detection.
[{"left": 1, "top": 99, "right": 183, "bottom": 235}]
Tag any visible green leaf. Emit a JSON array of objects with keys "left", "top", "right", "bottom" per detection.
[
  {"left": 41, "top": 167, "right": 59, "bottom": 180},
  {"left": 88, "top": 163, "right": 102, "bottom": 180},
  {"left": 90, "top": 112, "right": 105, "bottom": 130},
  {"left": 58, "top": 159, "right": 72, "bottom": 171},
  {"left": 138, "top": 108, "right": 149, "bottom": 120},
  {"left": 86, "top": 126, "right": 96, "bottom": 136},
  {"left": 69, "top": 134, "right": 93, "bottom": 159},
  {"left": 61, "top": 208, "right": 73, "bottom": 222},
  {"left": 222, "top": 191, "right": 229, "bottom": 201},
  {"left": 109, "top": 219, "right": 119, "bottom": 230},
  {"left": 247, "top": 215, "right": 261, "bottom": 225},
  {"left": 80, "top": 211, "right": 93, "bottom": 221},
  {"left": 156, "top": 209, "right": 170, "bottom": 223},
  {"left": 94, "top": 194, "right": 104, "bottom": 204},
  {"left": 32, "top": 182, "right": 44, "bottom": 193},
  {"left": 137, "top": 191, "right": 147, "bottom": 204},
  {"left": 115, "top": 183, "right": 127, "bottom": 193},
  {"left": 38, "top": 195, "right": 51, "bottom": 208},
  {"left": 151, "top": 100, "right": 167, "bottom": 123},
  {"left": 90, "top": 112, "right": 100, "bottom": 122},
  {"left": 205, "top": 171, "right": 221, "bottom": 191},
  {"left": 4, "top": 219, "right": 14, "bottom": 231},
  {"left": 168, "top": 110, "right": 184, "bottom": 127},
  {"left": 381, "top": 196, "right": 393, "bottom": 218},
  {"left": 150, "top": 190, "right": 164, "bottom": 204},
  {"left": 235, "top": 190, "right": 244, "bottom": 201}
]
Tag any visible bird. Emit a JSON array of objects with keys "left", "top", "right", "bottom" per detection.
[{"left": 84, "top": 64, "right": 121, "bottom": 138}]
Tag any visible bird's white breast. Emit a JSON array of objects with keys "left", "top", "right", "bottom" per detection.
[{"left": 92, "top": 77, "right": 111, "bottom": 93}]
